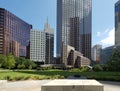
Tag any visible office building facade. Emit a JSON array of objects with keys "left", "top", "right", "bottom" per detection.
[
  {"left": 115, "top": 0, "right": 120, "bottom": 45},
  {"left": 44, "top": 19, "right": 54, "bottom": 64},
  {"left": 0, "top": 8, "right": 32, "bottom": 57},
  {"left": 62, "top": 44, "right": 90, "bottom": 67},
  {"left": 30, "top": 30, "right": 46, "bottom": 62},
  {"left": 56, "top": 0, "right": 92, "bottom": 60}
]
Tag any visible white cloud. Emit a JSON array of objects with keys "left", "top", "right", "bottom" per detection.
[
  {"left": 104, "top": 28, "right": 110, "bottom": 33},
  {"left": 100, "top": 28, "right": 115, "bottom": 46},
  {"left": 96, "top": 28, "right": 110, "bottom": 37},
  {"left": 97, "top": 32, "right": 101, "bottom": 37}
]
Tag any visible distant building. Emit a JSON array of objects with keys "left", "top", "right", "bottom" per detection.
[
  {"left": 56, "top": 0, "right": 92, "bottom": 60},
  {"left": 115, "top": 0, "right": 120, "bottom": 45},
  {"left": 0, "top": 8, "right": 32, "bottom": 57},
  {"left": 30, "top": 30, "right": 46, "bottom": 63},
  {"left": 61, "top": 44, "right": 91, "bottom": 68},
  {"left": 91, "top": 45, "right": 102, "bottom": 62},
  {"left": 30, "top": 19, "right": 54, "bottom": 64},
  {"left": 44, "top": 18, "right": 54, "bottom": 64},
  {"left": 101, "top": 45, "right": 120, "bottom": 64}
]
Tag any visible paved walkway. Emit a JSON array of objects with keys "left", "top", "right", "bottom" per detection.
[
  {"left": 1, "top": 80, "right": 120, "bottom": 91},
  {"left": 99, "top": 81, "right": 120, "bottom": 91},
  {"left": 1, "top": 80, "right": 51, "bottom": 91}
]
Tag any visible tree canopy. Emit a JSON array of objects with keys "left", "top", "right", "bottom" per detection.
[
  {"left": 7, "top": 53, "right": 15, "bottom": 69},
  {"left": 107, "top": 49, "right": 120, "bottom": 71},
  {"left": 0, "top": 54, "right": 36, "bottom": 70}
]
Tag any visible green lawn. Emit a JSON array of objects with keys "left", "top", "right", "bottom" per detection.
[{"left": 0, "top": 70, "right": 120, "bottom": 81}]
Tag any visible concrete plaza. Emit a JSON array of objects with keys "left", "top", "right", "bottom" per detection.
[{"left": 1, "top": 80, "right": 120, "bottom": 91}]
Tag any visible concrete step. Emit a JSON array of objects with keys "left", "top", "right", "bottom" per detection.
[{"left": 41, "top": 79, "right": 104, "bottom": 91}]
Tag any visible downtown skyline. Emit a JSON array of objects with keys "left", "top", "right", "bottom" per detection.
[{"left": 0, "top": 0, "right": 118, "bottom": 56}]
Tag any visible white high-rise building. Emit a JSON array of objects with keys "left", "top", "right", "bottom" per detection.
[
  {"left": 91, "top": 45, "right": 102, "bottom": 62},
  {"left": 30, "top": 30, "right": 46, "bottom": 62},
  {"left": 30, "top": 18, "right": 54, "bottom": 64}
]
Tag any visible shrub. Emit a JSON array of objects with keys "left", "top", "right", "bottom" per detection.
[
  {"left": 80, "top": 67, "right": 90, "bottom": 72},
  {"left": 40, "top": 66, "right": 53, "bottom": 70},
  {"left": 30, "top": 76, "right": 40, "bottom": 80},
  {"left": 17, "top": 64, "right": 25, "bottom": 69},
  {"left": 5, "top": 75, "right": 13, "bottom": 81},
  {"left": 14, "top": 76, "right": 25, "bottom": 81},
  {"left": 28, "top": 65, "right": 32, "bottom": 70},
  {"left": 70, "top": 67, "right": 90, "bottom": 72},
  {"left": 6, "top": 76, "right": 10, "bottom": 80},
  {"left": 24, "top": 76, "right": 31, "bottom": 80},
  {"left": 70, "top": 68, "right": 81, "bottom": 72},
  {"left": 52, "top": 75, "right": 65, "bottom": 79},
  {"left": 93, "top": 64, "right": 103, "bottom": 72},
  {"left": 0, "top": 64, "right": 1, "bottom": 68}
]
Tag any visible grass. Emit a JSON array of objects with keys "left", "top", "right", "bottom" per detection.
[{"left": 0, "top": 69, "right": 120, "bottom": 81}]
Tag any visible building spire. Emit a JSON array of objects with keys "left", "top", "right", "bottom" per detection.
[
  {"left": 46, "top": 16, "right": 49, "bottom": 27},
  {"left": 44, "top": 16, "right": 54, "bottom": 34},
  {"left": 47, "top": 16, "right": 48, "bottom": 24}
]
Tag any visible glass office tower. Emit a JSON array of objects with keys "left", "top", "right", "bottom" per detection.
[
  {"left": 115, "top": 0, "right": 120, "bottom": 45},
  {"left": 56, "top": 0, "right": 92, "bottom": 59},
  {"left": 44, "top": 19, "right": 54, "bottom": 64},
  {"left": 0, "top": 8, "right": 32, "bottom": 57}
]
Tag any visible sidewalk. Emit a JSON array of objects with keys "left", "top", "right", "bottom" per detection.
[
  {"left": 1, "top": 80, "right": 51, "bottom": 91},
  {"left": 99, "top": 81, "right": 120, "bottom": 91}
]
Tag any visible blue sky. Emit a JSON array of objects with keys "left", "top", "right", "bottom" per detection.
[
  {"left": 0, "top": 0, "right": 118, "bottom": 50},
  {"left": 92, "top": 0, "right": 118, "bottom": 48}
]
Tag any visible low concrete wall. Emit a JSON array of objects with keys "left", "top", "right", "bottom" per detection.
[
  {"left": 41, "top": 80, "right": 104, "bottom": 91},
  {"left": 0, "top": 80, "right": 7, "bottom": 90}
]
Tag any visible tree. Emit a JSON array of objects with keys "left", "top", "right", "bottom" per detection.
[
  {"left": 15, "top": 57, "right": 36, "bottom": 69},
  {"left": 93, "top": 64, "right": 103, "bottom": 72},
  {"left": 17, "top": 64, "right": 25, "bottom": 69},
  {"left": 0, "top": 54, "right": 7, "bottom": 68},
  {"left": 7, "top": 53, "right": 15, "bottom": 69},
  {"left": 28, "top": 65, "right": 32, "bottom": 70},
  {"left": 15, "top": 57, "right": 26, "bottom": 68},
  {"left": 25, "top": 59, "right": 37, "bottom": 69},
  {"left": 107, "top": 49, "right": 120, "bottom": 71},
  {"left": 110, "top": 49, "right": 120, "bottom": 61}
]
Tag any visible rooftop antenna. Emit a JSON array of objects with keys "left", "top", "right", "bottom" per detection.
[{"left": 46, "top": 16, "right": 49, "bottom": 27}]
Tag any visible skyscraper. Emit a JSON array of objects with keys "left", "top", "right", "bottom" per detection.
[
  {"left": 0, "top": 8, "right": 32, "bottom": 57},
  {"left": 30, "top": 30, "right": 46, "bottom": 63},
  {"left": 44, "top": 18, "right": 54, "bottom": 64},
  {"left": 115, "top": 0, "right": 120, "bottom": 45},
  {"left": 56, "top": 0, "right": 92, "bottom": 60},
  {"left": 91, "top": 45, "right": 102, "bottom": 62}
]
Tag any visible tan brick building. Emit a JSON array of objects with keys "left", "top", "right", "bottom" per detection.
[{"left": 61, "top": 44, "right": 90, "bottom": 68}]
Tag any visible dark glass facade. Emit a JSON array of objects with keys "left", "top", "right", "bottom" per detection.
[
  {"left": 44, "top": 20, "right": 54, "bottom": 64},
  {"left": 56, "top": 0, "right": 92, "bottom": 59},
  {"left": 115, "top": 0, "right": 120, "bottom": 45},
  {"left": 45, "top": 33, "right": 54, "bottom": 64},
  {"left": 0, "top": 8, "right": 32, "bottom": 57}
]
